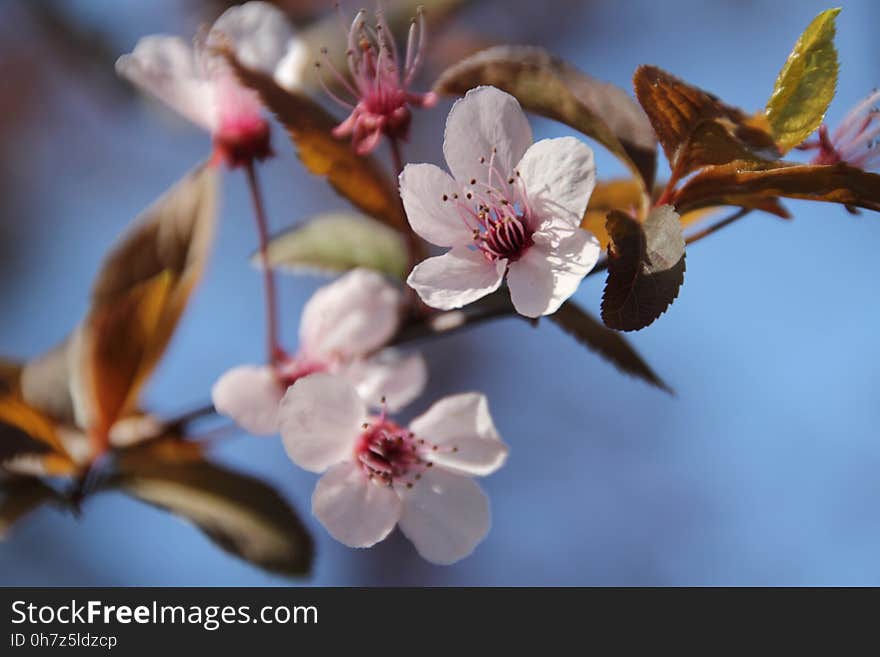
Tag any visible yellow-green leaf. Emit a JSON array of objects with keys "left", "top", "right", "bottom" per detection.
[
  {"left": 765, "top": 8, "right": 841, "bottom": 153},
  {"left": 253, "top": 212, "right": 409, "bottom": 280}
]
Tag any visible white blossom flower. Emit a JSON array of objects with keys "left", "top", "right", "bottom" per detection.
[
  {"left": 116, "top": 1, "right": 309, "bottom": 167},
  {"left": 211, "top": 269, "right": 426, "bottom": 436},
  {"left": 278, "top": 373, "right": 507, "bottom": 564},
  {"left": 400, "top": 85, "right": 600, "bottom": 317}
]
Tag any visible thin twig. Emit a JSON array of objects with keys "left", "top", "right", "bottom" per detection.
[
  {"left": 685, "top": 207, "right": 752, "bottom": 244},
  {"left": 163, "top": 403, "right": 218, "bottom": 433},
  {"left": 244, "top": 161, "right": 285, "bottom": 364}
]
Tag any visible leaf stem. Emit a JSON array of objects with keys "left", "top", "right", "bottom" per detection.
[{"left": 244, "top": 161, "right": 285, "bottom": 364}]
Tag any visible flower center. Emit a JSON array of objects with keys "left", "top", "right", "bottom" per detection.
[
  {"left": 443, "top": 153, "right": 535, "bottom": 263},
  {"left": 213, "top": 115, "right": 272, "bottom": 168},
  {"left": 355, "top": 417, "right": 458, "bottom": 488}
]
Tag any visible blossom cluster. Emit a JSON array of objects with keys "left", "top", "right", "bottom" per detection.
[{"left": 114, "top": 0, "right": 612, "bottom": 565}]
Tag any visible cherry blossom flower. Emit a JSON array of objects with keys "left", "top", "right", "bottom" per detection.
[
  {"left": 400, "top": 86, "right": 600, "bottom": 318},
  {"left": 316, "top": 6, "right": 438, "bottom": 155},
  {"left": 801, "top": 89, "right": 880, "bottom": 170},
  {"left": 116, "top": 1, "right": 309, "bottom": 167},
  {"left": 278, "top": 373, "right": 507, "bottom": 564},
  {"left": 212, "top": 269, "right": 426, "bottom": 436}
]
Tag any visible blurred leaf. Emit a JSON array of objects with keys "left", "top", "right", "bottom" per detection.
[
  {"left": 105, "top": 448, "right": 313, "bottom": 577},
  {"left": 74, "top": 163, "right": 218, "bottom": 444},
  {"left": 601, "top": 207, "right": 686, "bottom": 331},
  {"left": 549, "top": 301, "right": 671, "bottom": 392},
  {"left": 673, "top": 161, "right": 880, "bottom": 215},
  {"left": 765, "top": 8, "right": 840, "bottom": 153},
  {"left": 582, "top": 178, "right": 719, "bottom": 249},
  {"left": 434, "top": 45, "right": 657, "bottom": 194},
  {"left": 0, "top": 361, "right": 71, "bottom": 466},
  {"left": 0, "top": 476, "right": 65, "bottom": 539},
  {"left": 0, "top": 422, "right": 54, "bottom": 469},
  {"left": 633, "top": 65, "right": 778, "bottom": 177},
  {"left": 254, "top": 212, "right": 409, "bottom": 279},
  {"left": 20, "top": 339, "right": 78, "bottom": 426},
  {"left": 220, "top": 51, "right": 408, "bottom": 233}
]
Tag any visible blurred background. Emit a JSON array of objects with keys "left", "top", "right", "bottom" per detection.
[{"left": 1, "top": 0, "right": 879, "bottom": 586}]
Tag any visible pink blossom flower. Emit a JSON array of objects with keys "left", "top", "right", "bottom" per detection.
[
  {"left": 278, "top": 373, "right": 507, "bottom": 564},
  {"left": 212, "top": 269, "right": 426, "bottom": 436},
  {"left": 116, "top": 1, "right": 309, "bottom": 167},
  {"left": 400, "top": 86, "right": 600, "bottom": 318},
  {"left": 317, "top": 7, "right": 438, "bottom": 155},
  {"left": 802, "top": 89, "right": 880, "bottom": 170}
]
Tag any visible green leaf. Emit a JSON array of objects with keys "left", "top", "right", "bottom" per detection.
[
  {"left": 549, "top": 301, "right": 672, "bottom": 393},
  {"left": 765, "top": 8, "right": 841, "bottom": 153},
  {"left": 434, "top": 45, "right": 657, "bottom": 194},
  {"left": 601, "top": 206, "right": 686, "bottom": 332},
  {"left": 104, "top": 447, "right": 313, "bottom": 577},
  {"left": 253, "top": 212, "right": 409, "bottom": 279}
]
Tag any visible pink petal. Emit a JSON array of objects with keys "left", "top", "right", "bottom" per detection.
[
  {"left": 341, "top": 349, "right": 428, "bottom": 412},
  {"left": 399, "top": 163, "right": 469, "bottom": 248},
  {"left": 443, "top": 86, "right": 533, "bottom": 185},
  {"left": 211, "top": 365, "right": 282, "bottom": 436},
  {"left": 516, "top": 137, "right": 597, "bottom": 229},
  {"left": 278, "top": 373, "right": 365, "bottom": 473},
  {"left": 506, "top": 227, "right": 600, "bottom": 317},
  {"left": 116, "top": 35, "right": 217, "bottom": 132},
  {"left": 397, "top": 467, "right": 490, "bottom": 565},
  {"left": 298, "top": 269, "right": 402, "bottom": 360},
  {"left": 312, "top": 461, "right": 402, "bottom": 548},
  {"left": 409, "top": 393, "right": 507, "bottom": 476},
  {"left": 407, "top": 247, "right": 506, "bottom": 310}
]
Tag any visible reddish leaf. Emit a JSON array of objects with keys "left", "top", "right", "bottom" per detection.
[
  {"left": 601, "top": 206, "right": 686, "bottom": 332},
  {"left": 634, "top": 65, "right": 778, "bottom": 176},
  {"left": 674, "top": 161, "right": 880, "bottom": 215},
  {"left": 549, "top": 301, "right": 671, "bottom": 392}
]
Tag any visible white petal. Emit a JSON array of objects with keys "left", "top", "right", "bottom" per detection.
[
  {"left": 517, "top": 137, "right": 597, "bottom": 229},
  {"left": 341, "top": 349, "right": 427, "bottom": 412},
  {"left": 211, "top": 365, "right": 282, "bottom": 436},
  {"left": 274, "top": 38, "right": 310, "bottom": 91},
  {"left": 407, "top": 247, "right": 506, "bottom": 310},
  {"left": 209, "top": 1, "right": 295, "bottom": 74},
  {"left": 397, "top": 467, "right": 490, "bottom": 565},
  {"left": 409, "top": 393, "right": 507, "bottom": 476},
  {"left": 312, "top": 461, "right": 401, "bottom": 548},
  {"left": 278, "top": 373, "right": 365, "bottom": 473},
  {"left": 298, "top": 269, "right": 402, "bottom": 360},
  {"left": 506, "top": 227, "right": 600, "bottom": 317},
  {"left": 443, "top": 86, "right": 533, "bottom": 185},
  {"left": 116, "top": 35, "right": 216, "bottom": 131},
  {"left": 399, "top": 163, "right": 469, "bottom": 247}
]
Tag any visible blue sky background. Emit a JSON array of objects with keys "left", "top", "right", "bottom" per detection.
[{"left": 1, "top": 0, "right": 879, "bottom": 585}]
